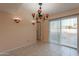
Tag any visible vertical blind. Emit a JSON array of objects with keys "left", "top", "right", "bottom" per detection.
[{"left": 49, "top": 16, "right": 77, "bottom": 48}]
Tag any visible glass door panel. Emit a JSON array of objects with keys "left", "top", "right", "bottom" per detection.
[
  {"left": 49, "top": 20, "right": 61, "bottom": 44},
  {"left": 60, "top": 17, "right": 77, "bottom": 48}
]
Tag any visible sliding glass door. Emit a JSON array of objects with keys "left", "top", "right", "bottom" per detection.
[
  {"left": 49, "top": 19, "right": 61, "bottom": 44},
  {"left": 60, "top": 16, "right": 77, "bottom": 48},
  {"left": 49, "top": 16, "right": 77, "bottom": 48}
]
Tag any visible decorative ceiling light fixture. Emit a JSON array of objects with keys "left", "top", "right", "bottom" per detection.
[
  {"left": 13, "top": 17, "right": 21, "bottom": 23},
  {"left": 32, "top": 3, "right": 49, "bottom": 25}
]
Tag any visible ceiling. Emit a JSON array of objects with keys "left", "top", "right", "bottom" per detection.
[
  {"left": 0, "top": 3, "right": 79, "bottom": 15},
  {"left": 0, "top": 3, "right": 22, "bottom": 13}
]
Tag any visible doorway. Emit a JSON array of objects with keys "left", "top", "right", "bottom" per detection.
[{"left": 49, "top": 16, "right": 77, "bottom": 48}]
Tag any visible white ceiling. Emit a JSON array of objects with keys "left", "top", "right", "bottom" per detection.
[
  {"left": 0, "top": 3, "right": 22, "bottom": 13},
  {"left": 0, "top": 3, "right": 79, "bottom": 15}
]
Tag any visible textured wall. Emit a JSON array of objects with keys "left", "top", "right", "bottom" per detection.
[{"left": 0, "top": 6, "right": 36, "bottom": 52}]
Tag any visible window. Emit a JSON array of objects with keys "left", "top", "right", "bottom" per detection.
[{"left": 49, "top": 16, "right": 77, "bottom": 48}]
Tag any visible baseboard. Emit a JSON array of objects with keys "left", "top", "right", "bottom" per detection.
[{"left": 0, "top": 41, "right": 36, "bottom": 54}]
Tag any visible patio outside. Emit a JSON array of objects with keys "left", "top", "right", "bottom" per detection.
[{"left": 49, "top": 16, "right": 77, "bottom": 48}]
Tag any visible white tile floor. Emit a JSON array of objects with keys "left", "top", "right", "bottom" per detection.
[{"left": 0, "top": 42, "right": 79, "bottom": 56}]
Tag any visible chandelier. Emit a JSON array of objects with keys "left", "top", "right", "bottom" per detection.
[{"left": 32, "top": 3, "right": 49, "bottom": 25}]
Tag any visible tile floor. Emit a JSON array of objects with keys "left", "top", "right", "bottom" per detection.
[{"left": 0, "top": 41, "right": 79, "bottom": 56}]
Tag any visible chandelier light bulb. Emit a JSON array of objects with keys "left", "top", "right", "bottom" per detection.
[
  {"left": 32, "top": 20, "right": 36, "bottom": 25},
  {"left": 46, "top": 14, "right": 49, "bottom": 18},
  {"left": 32, "top": 13, "right": 35, "bottom": 18}
]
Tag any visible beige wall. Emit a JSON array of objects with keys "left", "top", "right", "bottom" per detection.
[
  {"left": 42, "top": 20, "right": 49, "bottom": 42},
  {"left": 0, "top": 6, "right": 36, "bottom": 52}
]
